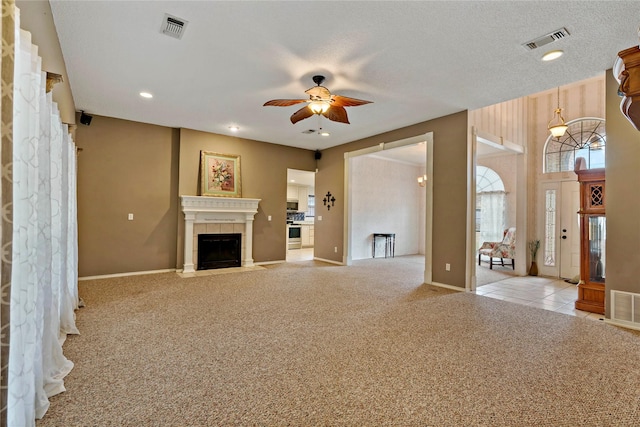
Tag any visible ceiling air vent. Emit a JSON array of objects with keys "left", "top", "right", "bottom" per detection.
[
  {"left": 161, "top": 14, "right": 188, "bottom": 40},
  {"left": 522, "top": 27, "right": 570, "bottom": 50}
]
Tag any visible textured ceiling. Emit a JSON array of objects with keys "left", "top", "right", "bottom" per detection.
[{"left": 49, "top": 1, "right": 640, "bottom": 151}]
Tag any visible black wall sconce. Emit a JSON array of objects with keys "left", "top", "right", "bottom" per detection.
[{"left": 323, "top": 191, "right": 336, "bottom": 210}]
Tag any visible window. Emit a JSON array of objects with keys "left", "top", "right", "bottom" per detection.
[
  {"left": 476, "top": 166, "right": 506, "bottom": 243},
  {"left": 544, "top": 189, "right": 556, "bottom": 266},
  {"left": 544, "top": 118, "right": 605, "bottom": 173},
  {"left": 306, "top": 194, "right": 315, "bottom": 218}
]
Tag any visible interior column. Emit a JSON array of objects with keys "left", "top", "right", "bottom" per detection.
[
  {"left": 243, "top": 215, "right": 254, "bottom": 267},
  {"left": 183, "top": 212, "right": 196, "bottom": 273}
]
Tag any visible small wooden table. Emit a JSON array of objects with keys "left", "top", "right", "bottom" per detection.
[{"left": 372, "top": 233, "right": 396, "bottom": 258}]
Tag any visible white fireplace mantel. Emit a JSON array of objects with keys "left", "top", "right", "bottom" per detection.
[{"left": 180, "top": 196, "right": 261, "bottom": 273}]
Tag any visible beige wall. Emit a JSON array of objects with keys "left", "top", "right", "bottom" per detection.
[
  {"left": 75, "top": 119, "right": 317, "bottom": 276},
  {"left": 75, "top": 115, "right": 180, "bottom": 276},
  {"left": 605, "top": 70, "right": 640, "bottom": 312},
  {"left": 317, "top": 111, "right": 469, "bottom": 288},
  {"left": 176, "top": 128, "right": 316, "bottom": 267},
  {"left": 469, "top": 96, "right": 528, "bottom": 147}
]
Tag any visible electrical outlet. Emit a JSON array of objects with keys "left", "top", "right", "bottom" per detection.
[
  {"left": 445, "top": 263, "right": 451, "bottom": 271},
  {"left": 334, "top": 246, "right": 338, "bottom": 253},
  {"left": 128, "top": 213, "right": 134, "bottom": 221},
  {"left": 267, "top": 215, "right": 272, "bottom": 221}
]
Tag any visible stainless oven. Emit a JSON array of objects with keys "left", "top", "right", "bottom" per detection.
[{"left": 287, "top": 224, "right": 302, "bottom": 250}]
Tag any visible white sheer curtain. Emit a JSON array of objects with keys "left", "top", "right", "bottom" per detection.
[
  {"left": 479, "top": 191, "right": 506, "bottom": 243},
  {"left": 8, "top": 9, "right": 79, "bottom": 426}
]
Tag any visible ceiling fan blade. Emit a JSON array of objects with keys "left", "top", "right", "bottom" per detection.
[
  {"left": 290, "top": 106, "right": 315, "bottom": 124},
  {"left": 263, "top": 99, "right": 308, "bottom": 107},
  {"left": 322, "top": 105, "right": 350, "bottom": 124},
  {"left": 305, "top": 86, "right": 331, "bottom": 100},
  {"left": 331, "top": 95, "right": 372, "bottom": 107}
]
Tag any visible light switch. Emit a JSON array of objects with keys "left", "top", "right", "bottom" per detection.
[
  {"left": 128, "top": 213, "right": 134, "bottom": 221},
  {"left": 268, "top": 215, "right": 272, "bottom": 221},
  {"left": 318, "top": 216, "right": 322, "bottom": 221}
]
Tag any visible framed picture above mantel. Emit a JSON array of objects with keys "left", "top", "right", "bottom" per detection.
[{"left": 199, "top": 151, "right": 242, "bottom": 198}]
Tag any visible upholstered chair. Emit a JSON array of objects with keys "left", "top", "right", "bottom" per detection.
[{"left": 478, "top": 227, "right": 516, "bottom": 270}]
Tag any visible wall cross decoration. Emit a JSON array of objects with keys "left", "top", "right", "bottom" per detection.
[{"left": 323, "top": 191, "right": 336, "bottom": 210}]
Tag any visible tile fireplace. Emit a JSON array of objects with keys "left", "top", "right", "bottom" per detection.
[{"left": 180, "top": 196, "right": 261, "bottom": 273}]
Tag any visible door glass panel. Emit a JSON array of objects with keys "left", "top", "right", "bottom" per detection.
[
  {"left": 544, "top": 189, "right": 556, "bottom": 266},
  {"left": 588, "top": 216, "right": 606, "bottom": 282}
]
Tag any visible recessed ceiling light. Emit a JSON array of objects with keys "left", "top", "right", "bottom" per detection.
[
  {"left": 290, "top": 179, "right": 295, "bottom": 183},
  {"left": 228, "top": 126, "right": 239, "bottom": 132},
  {"left": 139, "top": 92, "right": 153, "bottom": 98},
  {"left": 320, "top": 132, "right": 330, "bottom": 137},
  {"left": 542, "top": 50, "right": 564, "bottom": 61}
]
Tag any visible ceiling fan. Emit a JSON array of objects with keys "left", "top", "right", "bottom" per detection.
[{"left": 263, "top": 75, "right": 372, "bottom": 124}]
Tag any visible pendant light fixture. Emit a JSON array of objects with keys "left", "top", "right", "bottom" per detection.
[{"left": 548, "top": 86, "right": 568, "bottom": 139}]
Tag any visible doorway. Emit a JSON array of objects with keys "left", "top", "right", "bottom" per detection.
[
  {"left": 344, "top": 133, "right": 434, "bottom": 283},
  {"left": 286, "top": 168, "right": 315, "bottom": 262},
  {"left": 470, "top": 129, "right": 526, "bottom": 291}
]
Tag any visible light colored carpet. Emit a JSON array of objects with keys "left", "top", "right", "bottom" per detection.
[{"left": 37, "top": 256, "right": 640, "bottom": 426}]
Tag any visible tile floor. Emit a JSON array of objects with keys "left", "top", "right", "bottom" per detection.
[
  {"left": 286, "top": 247, "right": 314, "bottom": 262},
  {"left": 476, "top": 275, "right": 605, "bottom": 321}
]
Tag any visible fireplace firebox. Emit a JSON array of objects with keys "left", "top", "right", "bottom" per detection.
[{"left": 197, "top": 233, "right": 242, "bottom": 270}]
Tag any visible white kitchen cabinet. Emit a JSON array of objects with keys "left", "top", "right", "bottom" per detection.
[
  {"left": 301, "top": 225, "right": 310, "bottom": 247},
  {"left": 287, "top": 184, "right": 310, "bottom": 212},
  {"left": 298, "top": 186, "right": 309, "bottom": 213},
  {"left": 301, "top": 224, "right": 314, "bottom": 247},
  {"left": 287, "top": 184, "right": 298, "bottom": 200}
]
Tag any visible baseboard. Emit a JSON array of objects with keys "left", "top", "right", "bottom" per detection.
[
  {"left": 79, "top": 268, "right": 176, "bottom": 281},
  {"left": 254, "top": 260, "right": 286, "bottom": 266},
  {"left": 604, "top": 318, "right": 640, "bottom": 331},
  {"left": 430, "top": 281, "right": 466, "bottom": 292},
  {"left": 314, "top": 257, "right": 344, "bottom": 266}
]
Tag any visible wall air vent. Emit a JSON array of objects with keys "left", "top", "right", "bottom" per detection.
[
  {"left": 161, "top": 14, "right": 188, "bottom": 40},
  {"left": 522, "top": 27, "right": 570, "bottom": 50},
  {"left": 610, "top": 290, "right": 640, "bottom": 330}
]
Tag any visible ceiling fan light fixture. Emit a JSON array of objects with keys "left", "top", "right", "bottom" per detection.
[
  {"left": 309, "top": 100, "right": 330, "bottom": 114},
  {"left": 263, "top": 75, "right": 371, "bottom": 125}
]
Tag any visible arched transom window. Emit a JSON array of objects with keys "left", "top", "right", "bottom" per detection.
[
  {"left": 476, "top": 166, "right": 505, "bottom": 193},
  {"left": 544, "top": 117, "right": 605, "bottom": 173}
]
